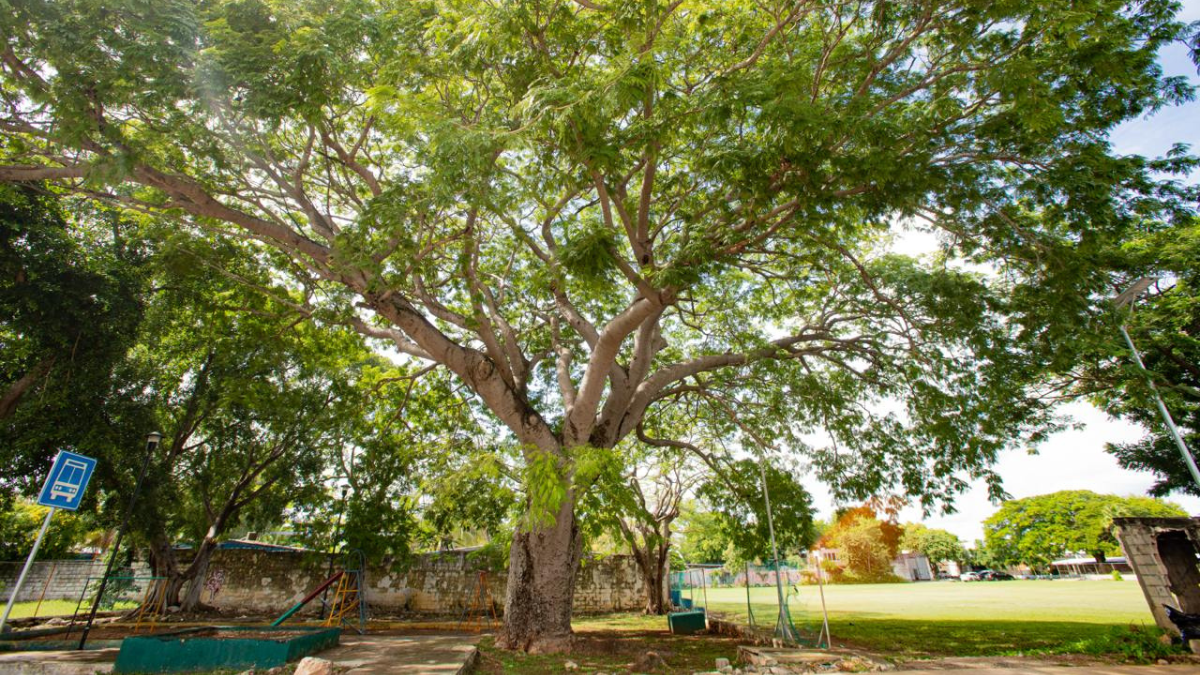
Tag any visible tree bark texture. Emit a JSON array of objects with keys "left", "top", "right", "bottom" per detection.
[
  {"left": 629, "top": 524, "right": 673, "bottom": 615},
  {"left": 179, "top": 539, "right": 218, "bottom": 611},
  {"left": 0, "top": 356, "right": 53, "bottom": 419},
  {"left": 497, "top": 496, "right": 583, "bottom": 653}
]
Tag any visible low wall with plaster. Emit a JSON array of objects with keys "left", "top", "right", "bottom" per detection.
[{"left": 2, "top": 549, "right": 647, "bottom": 617}]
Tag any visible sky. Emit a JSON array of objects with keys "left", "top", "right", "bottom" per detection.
[{"left": 807, "top": 0, "right": 1200, "bottom": 543}]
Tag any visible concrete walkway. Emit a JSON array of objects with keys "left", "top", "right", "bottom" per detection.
[
  {"left": 0, "top": 646, "right": 118, "bottom": 674},
  {"left": 321, "top": 633, "right": 480, "bottom": 674},
  {"left": 0, "top": 633, "right": 480, "bottom": 675}
]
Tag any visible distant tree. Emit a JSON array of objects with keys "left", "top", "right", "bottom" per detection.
[
  {"left": 983, "top": 490, "right": 1185, "bottom": 569},
  {"left": 819, "top": 505, "right": 904, "bottom": 558},
  {"left": 828, "top": 517, "right": 895, "bottom": 579},
  {"left": 964, "top": 539, "right": 1001, "bottom": 570},
  {"left": 901, "top": 524, "right": 966, "bottom": 565},
  {"left": 695, "top": 459, "right": 817, "bottom": 566},
  {"left": 103, "top": 234, "right": 388, "bottom": 611},
  {"left": 575, "top": 444, "right": 697, "bottom": 615},
  {"left": 676, "top": 503, "right": 729, "bottom": 567},
  {"left": 1064, "top": 219, "right": 1200, "bottom": 497}
]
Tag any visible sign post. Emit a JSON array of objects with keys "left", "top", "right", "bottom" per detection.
[{"left": 0, "top": 450, "right": 97, "bottom": 634}]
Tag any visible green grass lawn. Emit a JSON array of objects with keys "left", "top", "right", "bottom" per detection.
[
  {"left": 694, "top": 579, "right": 1153, "bottom": 624},
  {"left": 2, "top": 598, "right": 137, "bottom": 620},
  {"left": 667, "top": 580, "right": 1181, "bottom": 659}
]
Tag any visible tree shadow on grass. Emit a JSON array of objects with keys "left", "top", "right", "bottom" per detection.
[{"left": 825, "top": 618, "right": 1177, "bottom": 660}]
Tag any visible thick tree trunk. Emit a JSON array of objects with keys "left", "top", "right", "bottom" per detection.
[
  {"left": 496, "top": 496, "right": 582, "bottom": 653},
  {"left": 631, "top": 533, "right": 672, "bottom": 615},
  {"left": 147, "top": 535, "right": 185, "bottom": 609},
  {"left": 179, "top": 539, "right": 218, "bottom": 612}
]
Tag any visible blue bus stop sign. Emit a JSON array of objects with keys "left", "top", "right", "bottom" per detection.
[{"left": 36, "top": 450, "right": 97, "bottom": 511}]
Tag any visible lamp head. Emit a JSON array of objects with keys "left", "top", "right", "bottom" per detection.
[
  {"left": 146, "top": 431, "right": 163, "bottom": 447},
  {"left": 1114, "top": 277, "right": 1158, "bottom": 309}
]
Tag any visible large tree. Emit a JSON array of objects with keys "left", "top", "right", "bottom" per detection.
[
  {"left": 983, "top": 489, "right": 1185, "bottom": 568},
  {"left": 0, "top": 0, "right": 1194, "bottom": 651},
  {"left": 99, "top": 233, "right": 381, "bottom": 611}
]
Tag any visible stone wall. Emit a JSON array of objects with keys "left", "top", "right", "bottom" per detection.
[
  {"left": 1113, "top": 516, "right": 1200, "bottom": 636},
  {"left": 1, "top": 549, "right": 646, "bottom": 617},
  {"left": 199, "top": 548, "right": 646, "bottom": 616},
  {"left": 0, "top": 559, "right": 152, "bottom": 604}
]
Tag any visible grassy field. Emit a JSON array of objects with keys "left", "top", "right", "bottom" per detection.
[
  {"left": 477, "top": 581, "right": 1183, "bottom": 671},
  {"left": 2, "top": 598, "right": 137, "bottom": 619},
  {"left": 668, "top": 580, "right": 1178, "bottom": 659},
  {"left": 694, "top": 579, "right": 1153, "bottom": 624}
]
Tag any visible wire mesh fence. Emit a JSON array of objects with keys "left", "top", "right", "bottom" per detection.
[{"left": 670, "top": 562, "right": 830, "bottom": 647}]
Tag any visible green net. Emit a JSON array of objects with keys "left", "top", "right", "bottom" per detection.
[{"left": 670, "top": 561, "right": 829, "bottom": 647}]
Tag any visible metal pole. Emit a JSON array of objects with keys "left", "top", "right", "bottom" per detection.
[
  {"left": 0, "top": 507, "right": 56, "bottom": 633},
  {"left": 1119, "top": 324, "right": 1200, "bottom": 491},
  {"left": 34, "top": 562, "right": 58, "bottom": 619},
  {"left": 815, "top": 555, "right": 831, "bottom": 649},
  {"left": 320, "top": 486, "right": 349, "bottom": 620},
  {"left": 757, "top": 453, "right": 797, "bottom": 644},
  {"left": 78, "top": 434, "right": 159, "bottom": 650},
  {"left": 745, "top": 561, "right": 754, "bottom": 628}
]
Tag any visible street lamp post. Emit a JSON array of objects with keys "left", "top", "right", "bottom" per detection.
[
  {"left": 1114, "top": 278, "right": 1200, "bottom": 492},
  {"left": 78, "top": 431, "right": 161, "bottom": 650}
]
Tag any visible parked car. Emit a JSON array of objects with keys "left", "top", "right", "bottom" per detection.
[
  {"left": 979, "top": 570, "right": 1015, "bottom": 581},
  {"left": 959, "top": 571, "right": 981, "bottom": 582}
]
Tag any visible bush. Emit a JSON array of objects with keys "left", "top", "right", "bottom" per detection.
[
  {"left": 1112, "top": 570, "right": 1124, "bottom": 581},
  {"left": 807, "top": 567, "right": 905, "bottom": 584},
  {"left": 834, "top": 570, "right": 907, "bottom": 585}
]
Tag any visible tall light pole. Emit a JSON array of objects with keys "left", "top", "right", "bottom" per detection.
[
  {"left": 78, "top": 431, "right": 161, "bottom": 650},
  {"left": 1114, "top": 277, "right": 1200, "bottom": 492}
]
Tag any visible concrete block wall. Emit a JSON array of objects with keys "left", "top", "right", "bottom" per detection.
[
  {"left": 1114, "top": 516, "right": 1200, "bottom": 635},
  {"left": 0, "top": 559, "right": 151, "bottom": 604}
]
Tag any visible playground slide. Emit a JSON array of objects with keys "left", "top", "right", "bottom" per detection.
[{"left": 270, "top": 571, "right": 344, "bottom": 627}]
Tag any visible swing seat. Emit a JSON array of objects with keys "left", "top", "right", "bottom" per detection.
[{"left": 668, "top": 609, "right": 707, "bottom": 635}]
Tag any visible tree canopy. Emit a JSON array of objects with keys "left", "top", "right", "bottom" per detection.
[
  {"left": 1, "top": 0, "right": 1195, "bottom": 650},
  {"left": 1062, "top": 217, "right": 1200, "bottom": 497},
  {"left": 901, "top": 523, "right": 965, "bottom": 565},
  {"left": 983, "top": 489, "right": 1185, "bottom": 567},
  {"left": 0, "top": 183, "right": 146, "bottom": 487}
]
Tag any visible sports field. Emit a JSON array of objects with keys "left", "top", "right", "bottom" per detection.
[
  {"left": 692, "top": 579, "right": 1153, "bottom": 624},
  {"left": 675, "top": 579, "right": 1169, "bottom": 657}
]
